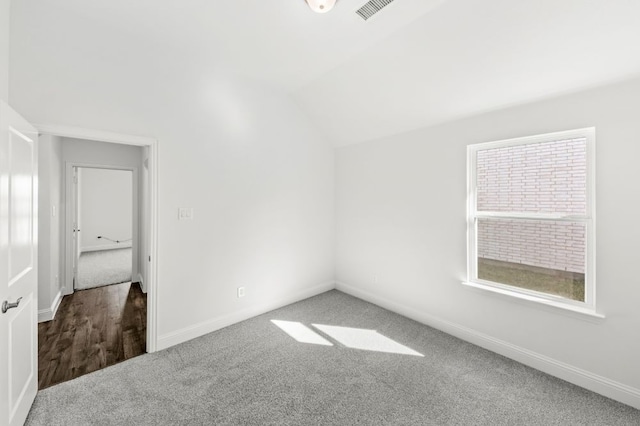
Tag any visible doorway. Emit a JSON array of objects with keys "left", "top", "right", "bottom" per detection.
[
  {"left": 35, "top": 126, "right": 158, "bottom": 389},
  {"left": 73, "top": 167, "right": 135, "bottom": 291}
]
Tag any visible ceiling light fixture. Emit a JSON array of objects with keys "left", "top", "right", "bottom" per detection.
[{"left": 306, "top": 0, "right": 337, "bottom": 14}]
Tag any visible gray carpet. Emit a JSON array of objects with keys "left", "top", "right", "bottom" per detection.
[
  {"left": 76, "top": 248, "right": 132, "bottom": 290},
  {"left": 26, "top": 290, "right": 640, "bottom": 425}
]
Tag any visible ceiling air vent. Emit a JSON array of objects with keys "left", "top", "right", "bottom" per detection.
[{"left": 356, "top": 0, "right": 395, "bottom": 21}]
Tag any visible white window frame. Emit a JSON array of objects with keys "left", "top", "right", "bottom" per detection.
[{"left": 465, "top": 128, "right": 599, "bottom": 317}]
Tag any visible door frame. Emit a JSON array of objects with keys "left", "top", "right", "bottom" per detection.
[
  {"left": 65, "top": 163, "right": 139, "bottom": 293},
  {"left": 35, "top": 124, "right": 159, "bottom": 353}
]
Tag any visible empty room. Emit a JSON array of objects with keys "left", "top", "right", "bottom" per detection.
[{"left": 1, "top": 0, "right": 640, "bottom": 425}]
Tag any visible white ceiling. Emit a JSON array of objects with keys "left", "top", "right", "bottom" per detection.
[
  {"left": 32, "top": 0, "right": 445, "bottom": 90},
  {"left": 13, "top": 0, "right": 640, "bottom": 146},
  {"left": 293, "top": 0, "right": 640, "bottom": 145}
]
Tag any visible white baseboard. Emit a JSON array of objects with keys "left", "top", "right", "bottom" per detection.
[
  {"left": 157, "top": 281, "right": 335, "bottom": 351},
  {"left": 81, "top": 242, "right": 132, "bottom": 253},
  {"left": 63, "top": 283, "right": 74, "bottom": 296},
  {"left": 38, "top": 290, "right": 63, "bottom": 323},
  {"left": 335, "top": 281, "right": 640, "bottom": 410},
  {"left": 137, "top": 273, "right": 146, "bottom": 293}
]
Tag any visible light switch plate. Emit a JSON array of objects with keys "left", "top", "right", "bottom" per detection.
[{"left": 178, "top": 208, "right": 194, "bottom": 220}]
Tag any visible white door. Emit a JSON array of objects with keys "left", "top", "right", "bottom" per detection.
[{"left": 0, "top": 101, "right": 39, "bottom": 426}]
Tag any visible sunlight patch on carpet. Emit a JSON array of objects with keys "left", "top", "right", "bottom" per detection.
[
  {"left": 271, "top": 319, "right": 423, "bottom": 356},
  {"left": 271, "top": 320, "right": 333, "bottom": 346},
  {"left": 312, "top": 324, "right": 424, "bottom": 357}
]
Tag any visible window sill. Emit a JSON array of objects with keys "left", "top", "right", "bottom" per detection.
[{"left": 462, "top": 280, "right": 605, "bottom": 320}]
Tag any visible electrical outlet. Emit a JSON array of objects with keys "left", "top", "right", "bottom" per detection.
[{"left": 237, "top": 287, "right": 245, "bottom": 298}]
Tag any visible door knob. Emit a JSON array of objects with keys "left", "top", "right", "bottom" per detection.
[{"left": 2, "top": 297, "right": 22, "bottom": 314}]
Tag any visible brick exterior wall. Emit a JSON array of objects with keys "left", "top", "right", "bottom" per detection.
[{"left": 476, "top": 138, "right": 587, "bottom": 273}]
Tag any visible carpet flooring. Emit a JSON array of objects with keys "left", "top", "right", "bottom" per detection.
[
  {"left": 76, "top": 248, "right": 132, "bottom": 290},
  {"left": 26, "top": 290, "right": 640, "bottom": 425}
]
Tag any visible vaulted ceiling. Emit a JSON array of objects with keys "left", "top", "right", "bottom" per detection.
[{"left": 11, "top": 0, "right": 640, "bottom": 146}]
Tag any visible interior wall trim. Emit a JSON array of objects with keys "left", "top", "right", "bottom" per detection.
[
  {"left": 335, "top": 281, "right": 640, "bottom": 410},
  {"left": 157, "top": 281, "right": 336, "bottom": 351},
  {"left": 37, "top": 290, "right": 62, "bottom": 323},
  {"left": 35, "top": 123, "right": 160, "bottom": 352},
  {"left": 35, "top": 124, "right": 156, "bottom": 146},
  {"left": 137, "top": 273, "right": 145, "bottom": 293}
]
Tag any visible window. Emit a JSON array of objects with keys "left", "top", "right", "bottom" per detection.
[{"left": 466, "top": 128, "right": 596, "bottom": 313}]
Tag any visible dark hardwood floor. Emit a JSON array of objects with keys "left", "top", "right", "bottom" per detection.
[{"left": 38, "top": 282, "right": 147, "bottom": 389}]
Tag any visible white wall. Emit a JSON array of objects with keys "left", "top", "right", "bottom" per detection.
[
  {"left": 62, "top": 137, "right": 143, "bottom": 169},
  {"left": 10, "top": 4, "right": 335, "bottom": 347},
  {"left": 79, "top": 168, "right": 133, "bottom": 252},
  {"left": 335, "top": 77, "right": 640, "bottom": 406},
  {"left": 0, "top": 0, "right": 9, "bottom": 102},
  {"left": 37, "top": 134, "right": 63, "bottom": 321}
]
